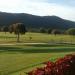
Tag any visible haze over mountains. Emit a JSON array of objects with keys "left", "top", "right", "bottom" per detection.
[{"left": 0, "top": 11, "right": 75, "bottom": 30}]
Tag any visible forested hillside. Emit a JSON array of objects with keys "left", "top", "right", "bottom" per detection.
[{"left": 0, "top": 12, "right": 75, "bottom": 30}]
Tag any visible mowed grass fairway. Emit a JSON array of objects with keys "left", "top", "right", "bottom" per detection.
[
  {"left": 0, "top": 32, "right": 75, "bottom": 75},
  {"left": 0, "top": 32, "right": 75, "bottom": 43},
  {"left": 0, "top": 44, "right": 75, "bottom": 75}
]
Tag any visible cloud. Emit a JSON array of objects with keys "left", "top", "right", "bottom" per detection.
[
  {"left": 18, "top": 0, "right": 75, "bottom": 21},
  {"left": 0, "top": 0, "right": 75, "bottom": 21},
  {"left": 0, "top": 0, "right": 20, "bottom": 7}
]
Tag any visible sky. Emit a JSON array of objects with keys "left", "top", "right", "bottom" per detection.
[{"left": 0, "top": 0, "right": 75, "bottom": 21}]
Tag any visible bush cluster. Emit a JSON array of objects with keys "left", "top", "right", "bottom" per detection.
[{"left": 27, "top": 54, "right": 75, "bottom": 75}]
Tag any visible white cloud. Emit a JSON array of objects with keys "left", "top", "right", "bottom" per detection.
[
  {"left": 0, "top": 0, "right": 20, "bottom": 7},
  {"left": 18, "top": 1, "right": 75, "bottom": 21},
  {"left": 0, "top": 0, "right": 75, "bottom": 21},
  {"left": 0, "top": 0, "right": 21, "bottom": 12}
]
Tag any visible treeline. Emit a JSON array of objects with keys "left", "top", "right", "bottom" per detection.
[
  {"left": 0, "top": 22, "right": 75, "bottom": 43},
  {"left": 0, "top": 23, "right": 75, "bottom": 36},
  {"left": 0, "top": 23, "right": 27, "bottom": 42},
  {"left": 35, "top": 28, "right": 75, "bottom": 35}
]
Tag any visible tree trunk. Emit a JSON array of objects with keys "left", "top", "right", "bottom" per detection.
[{"left": 17, "top": 31, "right": 20, "bottom": 43}]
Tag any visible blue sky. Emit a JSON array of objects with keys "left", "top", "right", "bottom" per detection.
[{"left": 0, "top": 0, "right": 75, "bottom": 21}]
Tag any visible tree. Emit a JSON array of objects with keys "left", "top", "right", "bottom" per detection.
[
  {"left": 47, "top": 28, "right": 52, "bottom": 34},
  {"left": 66, "top": 28, "right": 75, "bottom": 35},
  {"left": 51, "top": 29, "right": 61, "bottom": 35},
  {"left": 11, "top": 23, "right": 27, "bottom": 42},
  {"left": 39, "top": 28, "right": 46, "bottom": 33},
  {"left": 9, "top": 25, "right": 14, "bottom": 33},
  {"left": 1, "top": 26, "right": 8, "bottom": 34}
]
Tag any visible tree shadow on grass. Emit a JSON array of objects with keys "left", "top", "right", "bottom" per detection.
[
  {"left": 0, "top": 46, "right": 21, "bottom": 52},
  {"left": 25, "top": 43, "right": 75, "bottom": 47},
  {"left": 22, "top": 48, "right": 75, "bottom": 53},
  {"left": 0, "top": 46, "right": 75, "bottom": 53}
]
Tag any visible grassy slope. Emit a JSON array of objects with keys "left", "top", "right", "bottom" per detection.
[{"left": 0, "top": 44, "right": 75, "bottom": 75}]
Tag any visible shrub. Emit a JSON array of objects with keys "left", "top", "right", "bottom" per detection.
[
  {"left": 51, "top": 29, "right": 62, "bottom": 35},
  {"left": 39, "top": 28, "right": 46, "bottom": 33},
  {"left": 27, "top": 54, "right": 75, "bottom": 75},
  {"left": 66, "top": 28, "right": 75, "bottom": 35}
]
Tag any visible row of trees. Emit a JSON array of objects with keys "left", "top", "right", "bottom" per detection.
[
  {"left": 0, "top": 23, "right": 75, "bottom": 42},
  {"left": 1, "top": 23, "right": 27, "bottom": 42},
  {"left": 1, "top": 25, "right": 75, "bottom": 36},
  {"left": 39, "top": 28, "right": 75, "bottom": 35}
]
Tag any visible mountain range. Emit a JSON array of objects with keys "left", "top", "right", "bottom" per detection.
[{"left": 0, "top": 11, "right": 75, "bottom": 30}]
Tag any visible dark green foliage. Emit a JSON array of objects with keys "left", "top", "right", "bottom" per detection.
[
  {"left": 14, "top": 23, "right": 27, "bottom": 34},
  {"left": 47, "top": 28, "right": 52, "bottom": 34},
  {"left": 1, "top": 26, "right": 8, "bottom": 33},
  {"left": 66, "top": 28, "right": 75, "bottom": 35},
  {"left": 51, "top": 29, "right": 61, "bottom": 35},
  {"left": 9, "top": 25, "right": 14, "bottom": 33},
  {"left": 39, "top": 28, "right": 46, "bottom": 33}
]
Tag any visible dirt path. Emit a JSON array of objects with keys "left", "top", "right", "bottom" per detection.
[{"left": 0, "top": 43, "right": 47, "bottom": 46}]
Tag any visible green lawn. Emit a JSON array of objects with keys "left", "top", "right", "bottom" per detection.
[
  {"left": 0, "top": 32, "right": 75, "bottom": 43},
  {"left": 0, "top": 44, "right": 75, "bottom": 75},
  {"left": 0, "top": 32, "right": 75, "bottom": 75}
]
